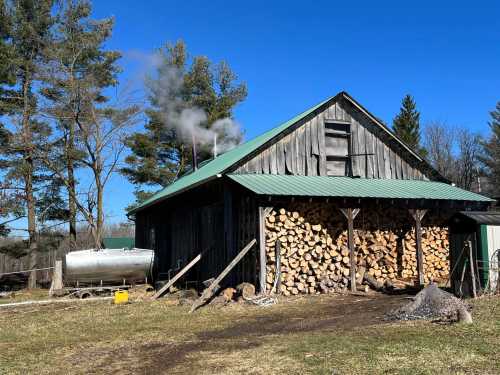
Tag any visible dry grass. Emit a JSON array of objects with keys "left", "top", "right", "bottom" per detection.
[{"left": 0, "top": 291, "right": 499, "bottom": 374}]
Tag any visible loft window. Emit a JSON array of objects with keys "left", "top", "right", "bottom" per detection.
[{"left": 324, "top": 120, "right": 352, "bottom": 176}]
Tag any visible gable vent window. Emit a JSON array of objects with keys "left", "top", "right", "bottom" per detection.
[{"left": 324, "top": 120, "right": 352, "bottom": 176}]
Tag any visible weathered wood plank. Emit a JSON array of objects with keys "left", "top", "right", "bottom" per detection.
[
  {"left": 291, "top": 130, "right": 298, "bottom": 174},
  {"left": 297, "top": 126, "right": 306, "bottom": 175},
  {"left": 372, "top": 131, "right": 380, "bottom": 178},
  {"left": 350, "top": 117, "right": 359, "bottom": 176},
  {"left": 317, "top": 111, "right": 327, "bottom": 176},
  {"left": 269, "top": 143, "right": 277, "bottom": 174},
  {"left": 357, "top": 119, "right": 366, "bottom": 178},
  {"left": 284, "top": 134, "right": 294, "bottom": 174},
  {"left": 409, "top": 209, "right": 427, "bottom": 286},
  {"left": 189, "top": 239, "right": 257, "bottom": 313},
  {"left": 305, "top": 121, "right": 314, "bottom": 175},
  {"left": 365, "top": 129, "right": 374, "bottom": 178},
  {"left": 340, "top": 208, "right": 360, "bottom": 292},
  {"left": 375, "top": 135, "right": 384, "bottom": 179},
  {"left": 276, "top": 137, "right": 286, "bottom": 174},
  {"left": 151, "top": 253, "right": 202, "bottom": 300},
  {"left": 311, "top": 117, "right": 319, "bottom": 155},
  {"left": 261, "top": 148, "right": 270, "bottom": 174}
]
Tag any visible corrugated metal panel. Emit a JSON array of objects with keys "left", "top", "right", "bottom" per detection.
[
  {"left": 129, "top": 97, "right": 334, "bottom": 214},
  {"left": 102, "top": 237, "right": 135, "bottom": 249},
  {"left": 460, "top": 211, "right": 500, "bottom": 225},
  {"left": 228, "top": 174, "right": 494, "bottom": 202}
]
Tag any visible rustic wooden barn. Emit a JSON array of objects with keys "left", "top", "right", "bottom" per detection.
[{"left": 130, "top": 92, "right": 493, "bottom": 294}]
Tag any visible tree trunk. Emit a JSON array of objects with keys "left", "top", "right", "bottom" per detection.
[
  {"left": 95, "top": 181, "right": 104, "bottom": 249},
  {"left": 22, "top": 75, "right": 38, "bottom": 289},
  {"left": 67, "top": 124, "right": 77, "bottom": 251}
]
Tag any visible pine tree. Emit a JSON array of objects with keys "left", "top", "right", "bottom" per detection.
[
  {"left": 39, "top": 0, "right": 140, "bottom": 248},
  {"left": 40, "top": 0, "right": 118, "bottom": 250},
  {"left": 481, "top": 101, "right": 500, "bottom": 197},
  {"left": 0, "top": 0, "right": 57, "bottom": 287},
  {"left": 393, "top": 94, "right": 425, "bottom": 156},
  {"left": 122, "top": 40, "right": 247, "bottom": 207}
]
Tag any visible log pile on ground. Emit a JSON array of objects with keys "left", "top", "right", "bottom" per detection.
[
  {"left": 265, "top": 207, "right": 449, "bottom": 295},
  {"left": 385, "top": 283, "right": 472, "bottom": 323}
]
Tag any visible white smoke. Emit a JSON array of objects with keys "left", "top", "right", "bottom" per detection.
[{"left": 144, "top": 53, "right": 243, "bottom": 157}]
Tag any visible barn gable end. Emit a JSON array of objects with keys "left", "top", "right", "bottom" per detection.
[{"left": 233, "top": 94, "right": 432, "bottom": 180}]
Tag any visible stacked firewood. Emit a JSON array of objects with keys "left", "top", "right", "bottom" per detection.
[
  {"left": 401, "top": 227, "right": 450, "bottom": 282},
  {"left": 265, "top": 207, "right": 449, "bottom": 295}
]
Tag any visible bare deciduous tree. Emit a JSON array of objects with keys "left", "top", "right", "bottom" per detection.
[
  {"left": 423, "top": 122, "right": 482, "bottom": 190},
  {"left": 424, "top": 122, "right": 455, "bottom": 181},
  {"left": 455, "top": 129, "right": 482, "bottom": 190}
]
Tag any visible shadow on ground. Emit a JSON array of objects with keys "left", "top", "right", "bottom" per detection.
[{"left": 74, "top": 293, "right": 411, "bottom": 374}]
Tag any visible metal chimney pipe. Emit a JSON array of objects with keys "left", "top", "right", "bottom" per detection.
[
  {"left": 213, "top": 134, "right": 217, "bottom": 158},
  {"left": 191, "top": 132, "right": 198, "bottom": 170}
]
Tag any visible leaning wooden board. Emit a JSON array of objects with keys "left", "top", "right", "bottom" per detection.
[
  {"left": 151, "top": 253, "right": 202, "bottom": 300},
  {"left": 189, "top": 239, "right": 257, "bottom": 313}
]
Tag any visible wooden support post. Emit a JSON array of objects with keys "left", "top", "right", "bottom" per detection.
[
  {"left": 273, "top": 240, "right": 282, "bottom": 294},
  {"left": 223, "top": 185, "right": 234, "bottom": 272},
  {"left": 151, "top": 253, "right": 202, "bottom": 300},
  {"left": 190, "top": 239, "right": 257, "bottom": 313},
  {"left": 409, "top": 209, "right": 428, "bottom": 287},
  {"left": 258, "top": 207, "right": 273, "bottom": 294},
  {"left": 340, "top": 208, "right": 360, "bottom": 292},
  {"left": 467, "top": 240, "right": 477, "bottom": 298},
  {"left": 49, "top": 260, "right": 63, "bottom": 297}
]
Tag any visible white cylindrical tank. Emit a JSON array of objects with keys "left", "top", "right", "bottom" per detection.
[{"left": 64, "top": 248, "right": 154, "bottom": 285}]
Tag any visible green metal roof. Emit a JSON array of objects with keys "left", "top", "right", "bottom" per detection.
[
  {"left": 129, "top": 96, "right": 333, "bottom": 213},
  {"left": 102, "top": 237, "right": 135, "bottom": 249},
  {"left": 228, "top": 174, "right": 494, "bottom": 202}
]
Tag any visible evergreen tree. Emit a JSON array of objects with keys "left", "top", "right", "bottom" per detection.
[
  {"left": 0, "top": 0, "right": 57, "bottom": 287},
  {"left": 121, "top": 40, "right": 247, "bottom": 207},
  {"left": 393, "top": 94, "right": 425, "bottom": 156},
  {"left": 38, "top": 0, "right": 140, "bottom": 248},
  {"left": 40, "top": 0, "right": 119, "bottom": 250},
  {"left": 481, "top": 101, "right": 500, "bottom": 197}
]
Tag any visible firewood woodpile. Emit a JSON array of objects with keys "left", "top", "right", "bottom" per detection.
[
  {"left": 265, "top": 205, "right": 449, "bottom": 295},
  {"left": 401, "top": 227, "right": 450, "bottom": 282}
]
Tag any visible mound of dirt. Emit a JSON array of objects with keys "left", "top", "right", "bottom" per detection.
[{"left": 385, "top": 283, "right": 472, "bottom": 323}]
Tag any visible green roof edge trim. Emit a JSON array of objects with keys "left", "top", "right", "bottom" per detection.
[
  {"left": 228, "top": 174, "right": 494, "bottom": 202},
  {"left": 128, "top": 96, "right": 334, "bottom": 214}
]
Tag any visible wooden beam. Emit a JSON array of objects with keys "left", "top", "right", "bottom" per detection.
[
  {"left": 409, "top": 209, "right": 428, "bottom": 286},
  {"left": 467, "top": 240, "right": 477, "bottom": 298},
  {"left": 190, "top": 239, "right": 257, "bottom": 313},
  {"left": 151, "top": 253, "right": 202, "bottom": 300},
  {"left": 340, "top": 208, "right": 360, "bottom": 292},
  {"left": 273, "top": 240, "right": 282, "bottom": 294},
  {"left": 258, "top": 207, "right": 273, "bottom": 294}
]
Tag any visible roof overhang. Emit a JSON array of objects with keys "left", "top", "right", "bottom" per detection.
[{"left": 228, "top": 174, "right": 494, "bottom": 203}]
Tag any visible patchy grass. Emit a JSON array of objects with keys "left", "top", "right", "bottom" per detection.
[
  {"left": 0, "top": 288, "right": 48, "bottom": 305},
  {"left": 0, "top": 292, "right": 499, "bottom": 374}
]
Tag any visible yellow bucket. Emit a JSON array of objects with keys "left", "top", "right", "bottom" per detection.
[{"left": 114, "top": 290, "right": 129, "bottom": 304}]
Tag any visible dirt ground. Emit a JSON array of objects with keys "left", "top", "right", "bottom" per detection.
[
  {"left": 116, "top": 293, "right": 410, "bottom": 374},
  {"left": 0, "top": 290, "right": 499, "bottom": 374}
]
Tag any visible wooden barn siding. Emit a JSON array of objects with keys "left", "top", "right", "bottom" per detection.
[
  {"left": 135, "top": 181, "right": 227, "bottom": 285},
  {"left": 231, "top": 192, "right": 260, "bottom": 286},
  {"left": 135, "top": 181, "right": 260, "bottom": 288},
  {"left": 234, "top": 97, "right": 428, "bottom": 180}
]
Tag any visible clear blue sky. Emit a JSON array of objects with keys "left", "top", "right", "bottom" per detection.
[{"left": 91, "top": 0, "right": 500, "bottom": 224}]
